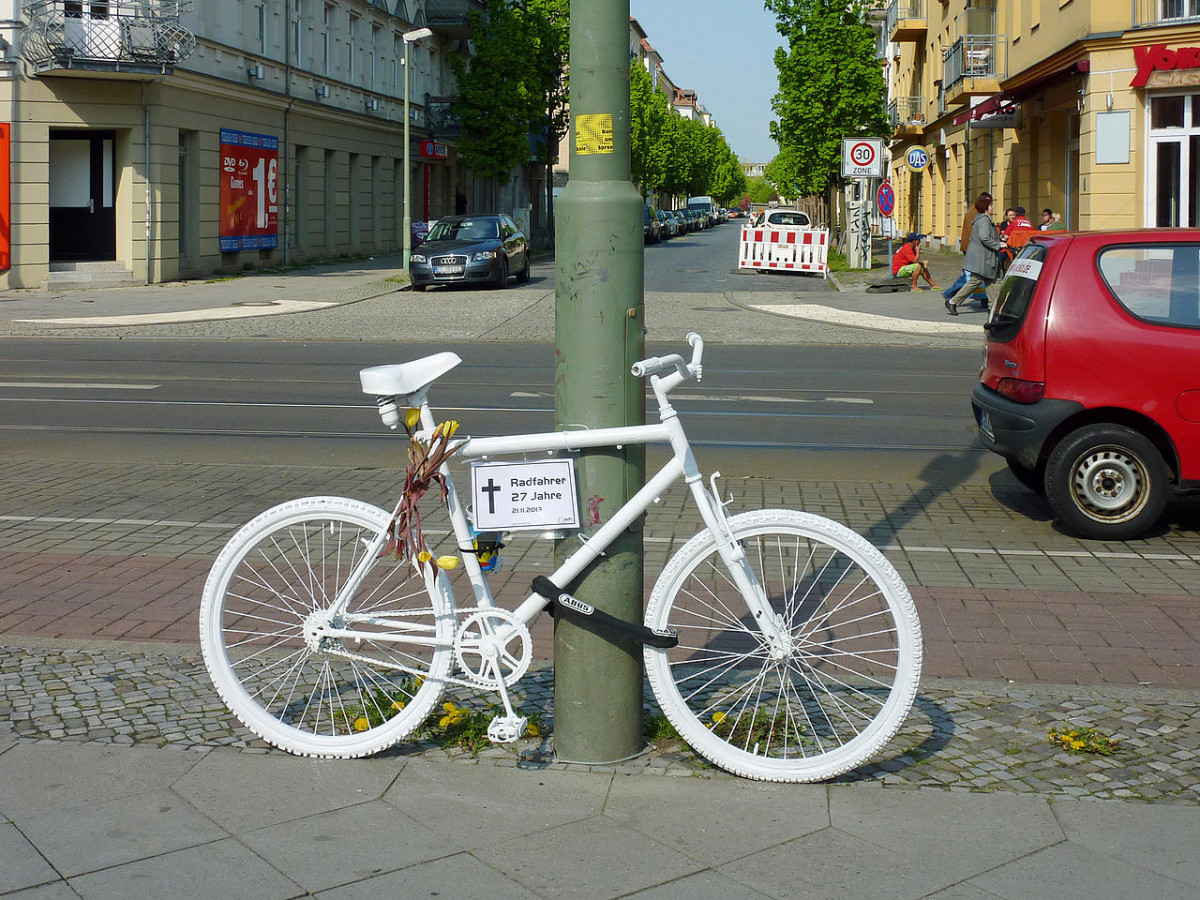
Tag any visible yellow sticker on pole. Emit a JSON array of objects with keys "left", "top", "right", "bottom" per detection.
[{"left": 575, "top": 113, "right": 614, "bottom": 155}]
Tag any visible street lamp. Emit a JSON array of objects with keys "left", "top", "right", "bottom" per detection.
[{"left": 402, "top": 26, "right": 434, "bottom": 273}]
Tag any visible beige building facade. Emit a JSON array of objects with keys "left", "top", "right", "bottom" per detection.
[
  {"left": 0, "top": 0, "right": 484, "bottom": 290},
  {"left": 883, "top": 0, "right": 1200, "bottom": 247}
]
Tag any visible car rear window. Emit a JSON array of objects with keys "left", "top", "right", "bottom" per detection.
[
  {"left": 1097, "top": 245, "right": 1200, "bottom": 328},
  {"left": 986, "top": 242, "right": 1048, "bottom": 342}
]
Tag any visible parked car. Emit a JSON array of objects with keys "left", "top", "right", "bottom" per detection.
[
  {"left": 971, "top": 229, "right": 1200, "bottom": 539},
  {"left": 644, "top": 205, "right": 662, "bottom": 244},
  {"left": 748, "top": 209, "right": 812, "bottom": 229},
  {"left": 408, "top": 214, "right": 530, "bottom": 290},
  {"left": 656, "top": 208, "right": 676, "bottom": 239}
]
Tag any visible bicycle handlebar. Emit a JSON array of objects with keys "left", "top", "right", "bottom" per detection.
[{"left": 631, "top": 332, "right": 704, "bottom": 381}]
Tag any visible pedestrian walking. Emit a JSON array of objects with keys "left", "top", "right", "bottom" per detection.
[
  {"left": 892, "top": 232, "right": 940, "bottom": 290},
  {"left": 944, "top": 192, "right": 992, "bottom": 305},
  {"left": 946, "top": 194, "right": 1004, "bottom": 316}
]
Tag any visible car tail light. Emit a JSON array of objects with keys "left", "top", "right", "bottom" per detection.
[{"left": 996, "top": 378, "right": 1045, "bottom": 404}]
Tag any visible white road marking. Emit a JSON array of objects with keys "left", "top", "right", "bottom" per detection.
[
  {"left": 0, "top": 382, "right": 160, "bottom": 390},
  {"left": 752, "top": 303, "right": 982, "bottom": 335},
  {"left": 15, "top": 300, "right": 337, "bottom": 326}
]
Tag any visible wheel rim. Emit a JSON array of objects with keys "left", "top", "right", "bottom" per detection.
[
  {"left": 1069, "top": 445, "right": 1149, "bottom": 523},
  {"left": 645, "top": 513, "right": 920, "bottom": 781},
  {"left": 202, "top": 503, "right": 452, "bottom": 755}
]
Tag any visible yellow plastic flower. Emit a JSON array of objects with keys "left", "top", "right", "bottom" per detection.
[
  {"left": 433, "top": 420, "right": 460, "bottom": 439},
  {"left": 437, "top": 555, "right": 460, "bottom": 570},
  {"left": 405, "top": 408, "right": 421, "bottom": 428},
  {"left": 418, "top": 551, "right": 433, "bottom": 563}
]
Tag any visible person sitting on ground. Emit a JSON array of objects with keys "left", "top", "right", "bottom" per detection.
[{"left": 892, "top": 232, "right": 940, "bottom": 291}]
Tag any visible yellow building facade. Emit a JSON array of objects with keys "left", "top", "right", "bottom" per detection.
[{"left": 884, "top": 0, "right": 1200, "bottom": 247}]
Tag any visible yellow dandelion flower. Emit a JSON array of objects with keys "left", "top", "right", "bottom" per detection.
[
  {"left": 352, "top": 716, "right": 370, "bottom": 732},
  {"left": 1071, "top": 740, "right": 1086, "bottom": 751},
  {"left": 438, "top": 715, "right": 452, "bottom": 728},
  {"left": 526, "top": 723, "right": 539, "bottom": 737},
  {"left": 391, "top": 700, "right": 406, "bottom": 711},
  {"left": 443, "top": 701, "right": 458, "bottom": 713},
  {"left": 712, "top": 711, "right": 727, "bottom": 724}
]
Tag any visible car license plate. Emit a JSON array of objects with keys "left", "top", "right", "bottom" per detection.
[
  {"left": 978, "top": 411, "right": 995, "bottom": 442},
  {"left": 434, "top": 265, "right": 464, "bottom": 275}
]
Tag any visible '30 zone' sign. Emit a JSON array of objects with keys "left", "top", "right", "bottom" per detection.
[{"left": 841, "top": 138, "right": 884, "bottom": 178}]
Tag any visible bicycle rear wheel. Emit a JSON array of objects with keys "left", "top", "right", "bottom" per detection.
[
  {"left": 200, "top": 496, "right": 454, "bottom": 758},
  {"left": 644, "top": 509, "right": 921, "bottom": 782}
]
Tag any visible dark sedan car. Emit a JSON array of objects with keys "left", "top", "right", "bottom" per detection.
[{"left": 409, "top": 214, "right": 530, "bottom": 290}]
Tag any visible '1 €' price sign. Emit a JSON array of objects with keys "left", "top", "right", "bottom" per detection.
[{"left": 219, "top": 129, "right": 279, "bottom": 252}]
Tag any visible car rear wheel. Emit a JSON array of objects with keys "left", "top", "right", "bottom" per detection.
[{"left": 1045, "top": 424, "right": 1169, "bottom": 540}]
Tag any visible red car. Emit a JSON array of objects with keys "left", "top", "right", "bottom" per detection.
[{"left": 972, "top": 229, "right": 1200, "bottom": 539}]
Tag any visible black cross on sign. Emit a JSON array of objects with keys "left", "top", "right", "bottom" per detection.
[{"left": 481, "top": 478, "right": 500, "bottom": 514}]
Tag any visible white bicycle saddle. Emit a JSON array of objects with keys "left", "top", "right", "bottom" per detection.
[{"left": 359, "top": 352, "right": 462, "bottom": 403}]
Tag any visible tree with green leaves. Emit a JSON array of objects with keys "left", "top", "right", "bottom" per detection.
[
  {"left": 449, "top": 0, "right": 569, "bottom": 237},
  {"left": 765, "top": 0, "right": 887, "bottom": 203}
]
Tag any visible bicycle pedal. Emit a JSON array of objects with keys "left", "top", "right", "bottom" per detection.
[{"left": 487, "top": 715, "right": 528, "bottom": 743}]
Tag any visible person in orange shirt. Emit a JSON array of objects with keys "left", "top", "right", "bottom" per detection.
[{"left": 892, "top": 232, "right": 940, "bottom": 291}]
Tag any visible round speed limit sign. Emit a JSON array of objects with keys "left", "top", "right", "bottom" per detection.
[{"left": 851, "top": 142, "right": 876, "bottom": 168}]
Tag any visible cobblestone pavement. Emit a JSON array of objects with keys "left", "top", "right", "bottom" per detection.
[{"left": 3, "top": 639, "right": 1197, "bottom": 804}]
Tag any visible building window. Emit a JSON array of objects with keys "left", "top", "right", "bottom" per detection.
[
  {"left": 257, "top": 3, "right": 266, "bottom": 55},
  {"left": 1149, "top": 94, "right": 1200, "bottom": 227},
  {"left": 292, "top": 0, "right": 303, "bottom": 64},
  {"left": 322, "top": 3, "right": 332, "bottom": 75},
  {"left": 348, "top": 13, "right": 359, "bottom": 81}
]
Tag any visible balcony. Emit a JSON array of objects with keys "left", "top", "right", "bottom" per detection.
[
  {"left": 1133, "top": 0, "right": 1200, "bottom": 26},
  {"left": 423, "top": 0, "right": 486, "bottom": 38},
  {"left": 425, "top": 95, "right": 460, "bottom": 138},
  {"left": 887, "top": 96, "right": 926, "bottom": 135},
  {"left": 21, "top": 1, "right": 196, "bottom": 77},
  {"left": 885, "top": 0, "right": 927, "bottom": 43},
  {"left": 942, "top": 35, "right": 1006, "bottom": 106}
]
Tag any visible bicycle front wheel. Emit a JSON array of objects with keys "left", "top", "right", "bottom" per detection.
[
  {"left": 645, "top": 509, "right": 921, "bottom": 782},
  {"left": 200, "top": 496, "right": 454, "bottom": 758}
]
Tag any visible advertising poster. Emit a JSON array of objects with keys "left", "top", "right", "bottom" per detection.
[{"left": 219, "top": 128, "right": 279, "bottom": 252}]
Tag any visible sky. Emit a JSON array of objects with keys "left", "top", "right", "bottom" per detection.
[{"left": 629, "top": 0, "right": 784, "bottom": 164}]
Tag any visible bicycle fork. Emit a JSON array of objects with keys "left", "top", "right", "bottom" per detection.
[{"left": 686, "top": 469, "right": 791, "bottom": 657}]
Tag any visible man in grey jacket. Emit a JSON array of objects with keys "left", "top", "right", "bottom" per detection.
[{"left": 946, "top": 194, "right": 1004, "bottom": 316}]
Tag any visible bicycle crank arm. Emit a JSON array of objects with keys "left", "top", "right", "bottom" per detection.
[{"left": 532, "top": 576, "right": 678, "bottom": 649}]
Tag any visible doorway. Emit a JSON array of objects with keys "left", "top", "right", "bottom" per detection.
[{"left": 49, "top": 130, "right": 116, "bottom": 262}]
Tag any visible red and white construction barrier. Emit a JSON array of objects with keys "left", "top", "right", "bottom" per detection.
[{"left": 738, "top": 225, "right": 830, "bottom": 277}]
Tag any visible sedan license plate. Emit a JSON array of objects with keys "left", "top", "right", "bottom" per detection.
[
  {"left": 434, "top": 265, "right": 464, "bottom": 276},
  {"left": 978, "top": 410, "right": 995, "bottom": 442}
]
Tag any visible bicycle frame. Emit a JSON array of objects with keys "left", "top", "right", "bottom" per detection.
[{"left": 333, "top": 343, "right": 788, "bottom": 653}]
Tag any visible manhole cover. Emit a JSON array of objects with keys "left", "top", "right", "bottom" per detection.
[{"left": 232, "top": 301, "right": 281, "bottom": 307}]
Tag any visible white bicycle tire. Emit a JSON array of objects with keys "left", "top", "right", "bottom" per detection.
[
  {"left": 200, "top": 496, "right": 454, "bottom": 758},
  {"left": 644, "top": 509, "right": 922, "bottom": 782}
]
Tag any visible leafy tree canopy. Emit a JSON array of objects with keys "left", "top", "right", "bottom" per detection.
[
  {"left": 765, "top": 0, "right": 887, "bottom": 198},
  {"left": 450, "top": 0, "right": 569, "bottom": 182}
]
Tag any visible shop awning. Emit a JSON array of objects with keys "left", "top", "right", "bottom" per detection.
[
  {"left": 951, "top": 58, "right": 1091, "bottom": 126},
  {"left": 951, "top": 94, "right": 1015, "bottom": 126}
]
